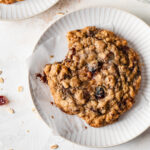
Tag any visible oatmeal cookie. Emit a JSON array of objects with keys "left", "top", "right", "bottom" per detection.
[
  {"left": 44, "top": 27, "right": 141, "bottom": 127},
  {"left": 0, "top": 0, "right": 23, "bottom": 4}
]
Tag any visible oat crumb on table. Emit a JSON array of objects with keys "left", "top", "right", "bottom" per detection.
[
  {"left": 18, "top": 86, "right": 23, "bottom": 92},
  {"left": 26, "top": 130, "right": 30, "bottom": 133},
  {"left": 50, "top": 55, "right": 54, "bottom": 58},
  {"left": 32, "top": 107, "right": 36, "bottom": 112},
  {"left": 0, "top": 77, "right": 4, "bottom": 83},
  {"left": 8, "top": 107, "right": 15, "bottom": 114},
  {"left": 0, "top": 70, "right": 2, "bottom": 75},
  {"left": 50, "top": 144, "right": 59, "bottom": 149}
]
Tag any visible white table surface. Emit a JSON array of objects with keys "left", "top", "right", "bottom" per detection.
[{"left": 0, "top": 0, "right": 150, "bottom": 149}]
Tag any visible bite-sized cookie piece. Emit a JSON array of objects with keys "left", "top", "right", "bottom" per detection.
[{"left": 44, "top": 26, "right": 141, "bottom": 127}]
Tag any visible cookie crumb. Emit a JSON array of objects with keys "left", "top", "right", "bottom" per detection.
[
  {"left": 0, "top": 77, "right": 4, "bottom": 83},
  {"left": 0, "top": 88, "right": 3, "bottom": 90},
  {"left": 51, "top": 115, "right": 54, "bottom": 119},
  {"left": 50, "top": 55, "right": 54, "bottom": 58},
  {"left": 26, "top": 130, "right": 30, "bottom": 133},
  {"left": 0, "top": 70, "right": 2, "bottom": 75},
  {"left": 18, "top": 86, "right": 23, "bottom": 92},
  {"left": 9, "top": 148, "right": 13, "bottom": 150},
  {"left": 50, "top": 144, "right": 59, "bottom": 149},
  {"left": 8, "top": 108, "right": 15, "bottom": 114}
]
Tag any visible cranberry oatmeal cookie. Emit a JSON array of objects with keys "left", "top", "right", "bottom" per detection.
[
  {"left": 44, "top": 27, "right": 141, "bottom": 127},
  {"left": 0, "top": 0, "right": 23, "bottom": 4}
]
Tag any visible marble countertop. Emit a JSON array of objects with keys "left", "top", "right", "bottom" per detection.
[{"left": 0, "top": 0, "right": 150, "bottom": 149}]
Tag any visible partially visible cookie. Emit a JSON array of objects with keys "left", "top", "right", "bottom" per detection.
[
  {"left": 0, "top": 0, "right": 23, "bottom": 4},
  {"left": 44, "top": 26, "right": 141, "bottom": 127}
]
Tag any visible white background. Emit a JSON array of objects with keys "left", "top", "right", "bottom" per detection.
[{"left": 0, "top": 0, "right": 150, "bottom": 150}]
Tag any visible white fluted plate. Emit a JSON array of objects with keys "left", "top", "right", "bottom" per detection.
[
  {"left": 28, "top": 7, "right": 150, "bottom": 147},
  {"left": 0, "top": 0, "right": 59, "bottom": 20}
]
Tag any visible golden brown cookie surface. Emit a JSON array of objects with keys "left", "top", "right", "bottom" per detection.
[
  {"left": 44, "top": 27, "right": 141, "bottom": 127},
  {"left": 0, "top": 0, "right": 23, "bottom": 4}
]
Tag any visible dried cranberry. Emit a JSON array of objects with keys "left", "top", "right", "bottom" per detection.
[
  {"left": 95, "top": 86, "right": 105, "bottom": 99},
  {"left": 36, "top": 73, "right": 42, "bottom": 78},
  {"left": 0, "top": 96, "right": 9, "bottom": 105},
  {"left": 36, "top": 73, "right": 47, "bottom": 84},
  {"left": 50, "top": 102, "right": 54, "bottom": 105}
]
